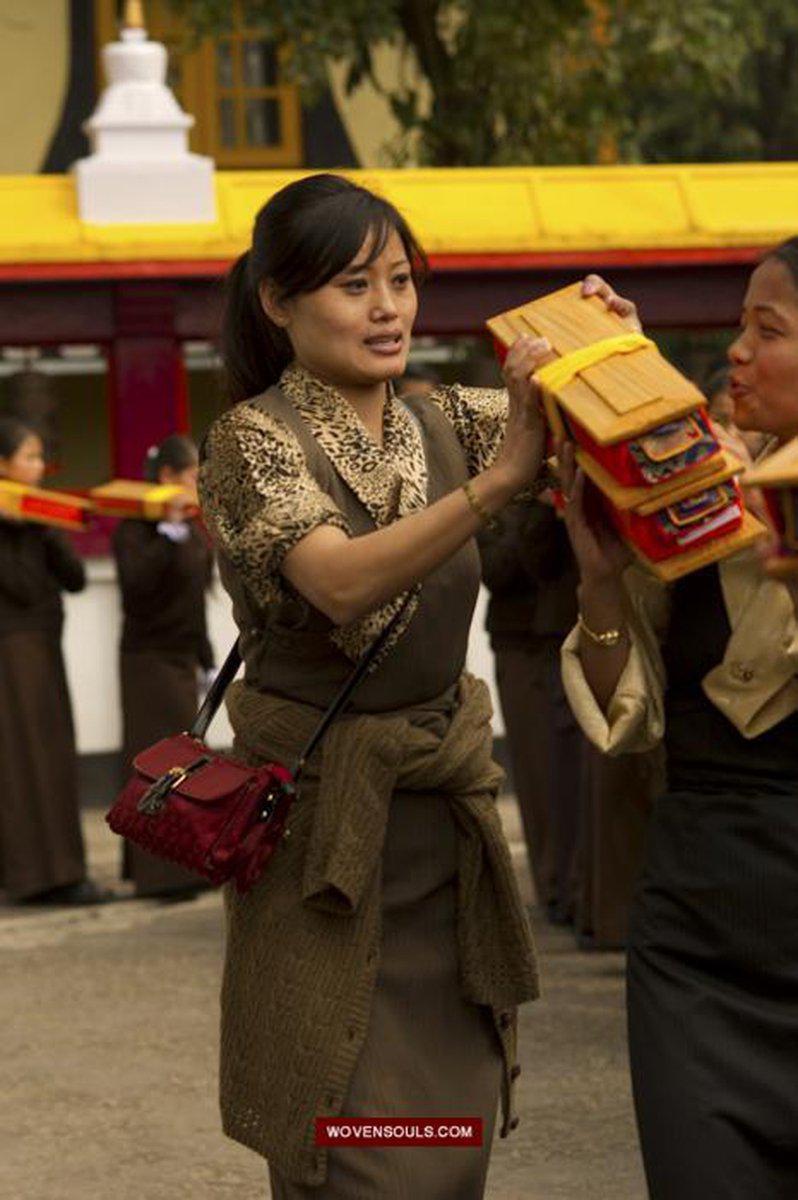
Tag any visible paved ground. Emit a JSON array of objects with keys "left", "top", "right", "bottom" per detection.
[{"left": 0, "top": 801, "right": 646, "bottom": 1200}]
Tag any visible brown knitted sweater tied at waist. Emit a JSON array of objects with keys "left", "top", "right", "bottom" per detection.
[{"left": 220, "top": 672, "right": 539, "bottom": 1185}]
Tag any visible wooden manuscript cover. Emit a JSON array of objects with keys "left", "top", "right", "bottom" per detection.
[
  {"left": 487, "top": 283, "right": 705, "bottom": 446},
  {"left": 0, "top": 480, "right": 91, "bottom": 531},
  {"left": 90, "top": 480, "right": 198, "bottom": 521}
]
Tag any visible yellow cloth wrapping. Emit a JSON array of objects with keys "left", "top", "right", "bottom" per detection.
[{"left": 535, "top": 332, "right": 655, "bottom": 394}]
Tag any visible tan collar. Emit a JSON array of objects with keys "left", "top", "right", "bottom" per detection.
[{"left": 279, "top": 362, "right": 428, "bottom": 527}]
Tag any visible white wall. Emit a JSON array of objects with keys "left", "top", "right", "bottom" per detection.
[
  {"left": 62, "top": 566, "right": 503, "bottom": 755},
  {"left": 466, "top": 585, "right": 504, "bottom": 736},
  {"left": 62, "top": 559, "right": 238, "bottom": 754}
]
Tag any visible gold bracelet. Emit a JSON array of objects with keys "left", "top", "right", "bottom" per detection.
[
  {"left": 462, "top": 479, "right": 499, "bottom": 530},
  {"left": 578, "top": 611, "right": 624, "bottom": 648}
]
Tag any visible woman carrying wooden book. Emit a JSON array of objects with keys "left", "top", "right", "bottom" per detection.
[
  {"left": 194, "top": 172, "right": 655, "bottom": 1198},
  {"left": 549, "top": 252, "right": 798, "bottom": 1197},
  {"left": 113, "top": 433, "right": 215, "bottom": 900},
  {"left": 0, "top": 415, "right": 105, "bottom": 905}
]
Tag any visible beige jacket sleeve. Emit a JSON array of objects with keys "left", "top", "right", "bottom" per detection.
[
  {"left": 703, "top": 548, "right": 798, "bottom": 738},
  {"left": 561, "top": 564, "right": 670, "bottom": 756},
  {"left": 562, "top": 544, "right": 798, "bottom": 755}
]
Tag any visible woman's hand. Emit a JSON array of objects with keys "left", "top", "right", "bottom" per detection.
[
  {"left": 559, "top": 440, "right": 630, "bottom": 587},
  {"left": 581, "top": 274, "right": 642, "bottom": 331},
  {"left": 493, "top": 334, "right": 550, "bottom": 489},
  {"left": 164, "top": 491, "right": 194, "bottom": 524}
]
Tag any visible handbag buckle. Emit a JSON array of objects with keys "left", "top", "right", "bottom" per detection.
[
  {"left": 258, "top": 778, "right": 295, "bottom": 822},
  {"left": 137, "top": 756, "right": 211, "bottom": 816}
]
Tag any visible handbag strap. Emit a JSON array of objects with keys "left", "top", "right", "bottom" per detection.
[
  {"left": 189, "top": 640, "right": 243, "bottom": 741},
  {"left": 189, "top": 594, "right": 413, "bottom": 781}
]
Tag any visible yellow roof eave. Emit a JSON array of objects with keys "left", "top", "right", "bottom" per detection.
[{"left": 0, "top": 162, "right": 797, "bottom": 265}]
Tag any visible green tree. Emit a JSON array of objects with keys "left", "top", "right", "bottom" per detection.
[
  {"left": 166, "top": 0, "right": 798, "bottom": 166},
  {"left": 628, "top": 2, "right": 798, "bottom": 162}
]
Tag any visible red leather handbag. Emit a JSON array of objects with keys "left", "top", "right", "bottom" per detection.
[{"left": 106, "top": 601, "right": 409, "bottom": 894}]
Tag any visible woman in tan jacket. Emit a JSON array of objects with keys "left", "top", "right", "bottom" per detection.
[{"left": 554, "top": 242, "right": 798, "bottom": 1197}]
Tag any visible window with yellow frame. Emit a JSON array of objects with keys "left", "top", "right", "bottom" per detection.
[{"left": 94, "top": 1, "right": 303, "bottom": 167}]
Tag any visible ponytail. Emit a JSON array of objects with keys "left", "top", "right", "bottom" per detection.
[
  {"left": 142, "top": 433, "right": 198, "bottom": 482},
  {"left": 221, "top": 251, "right": 292, "bottom": 405},
  {"left": 142, "top": 444, "right": 160, "bottom": 482}
]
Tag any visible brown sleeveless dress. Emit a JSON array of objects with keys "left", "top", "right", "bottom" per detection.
[{"left": 206, "top": 385, "right": 506, "bottom": 1198}]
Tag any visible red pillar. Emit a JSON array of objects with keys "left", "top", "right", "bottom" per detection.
[{"left": 108, "top": 281, "right": 189, "bottom": 479}]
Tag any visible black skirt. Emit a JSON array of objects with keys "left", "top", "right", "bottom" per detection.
[{"left": 627, "top": 788, "right": 798, "bottom": 1199}]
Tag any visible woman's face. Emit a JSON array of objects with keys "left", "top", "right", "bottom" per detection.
[
  {"left": 0, "top": 433, "right": 45, "bottom": 485},
  {"left": 160, "top": 463, "right": 198, "bottom": 490},
  {"left": 728, "top": 257, "right": 798, "bottom": 441},
  {"left": 264, "top": 227, "right": 418, "bottom": 391}
]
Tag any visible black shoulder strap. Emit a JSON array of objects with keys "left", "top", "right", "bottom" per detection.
[{"left": 189, "top": 593, "right": 412, "bottom": 782}]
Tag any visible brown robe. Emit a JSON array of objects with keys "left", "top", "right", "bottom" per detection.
[
  {"left": 480, "top": 500, "right": 582, "bottom": 922},
  {"left": 0, "top": 521, "right": 86, "bottom": 900},
  {"left": 480, "top": 499, "right": 663, "bottom": 947},
  {"left": 578, "top": 743, "right": 665, "bottom": 948},
  {"left": 113, "top": 518, "right": 213, "bottom": 896}
]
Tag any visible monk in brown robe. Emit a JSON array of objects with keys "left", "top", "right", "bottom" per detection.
[
  {"left": 113, "top": 434, "right": 215, "bottom": 899},
  {"left": 0, "top": 415, "right": 105, "bottom": 904}
]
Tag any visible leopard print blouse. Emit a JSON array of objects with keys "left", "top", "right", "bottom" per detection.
[{"left": 200, "top": 362, "right": 507, "bottom": 660}]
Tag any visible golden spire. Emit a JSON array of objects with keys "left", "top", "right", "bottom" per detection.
[{"left": 123, "top": 0, "right": 146, "bottom": 30}]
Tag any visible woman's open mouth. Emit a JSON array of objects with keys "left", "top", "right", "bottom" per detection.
[{"left": 364, "top": 332, "right": 403, "bottom": 356}]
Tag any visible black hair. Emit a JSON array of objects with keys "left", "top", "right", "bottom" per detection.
[
  {"left": 222, "top": 173, "right": 428, "bottom": 405},
  {"left": 0, "top": 414, "right": 37, "bottom": 459},
  {"left": 143, "top": 433, "right": 198, "bottom": 483},
  {"left": 766, "top": 237, "right": 798, "bottom": 289}
]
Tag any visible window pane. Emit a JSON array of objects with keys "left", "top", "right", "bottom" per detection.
[
  {"left": 216, "top": 42, "right": 234, "bottom": 89},
  {"left": 218, "top": 98, "right": 237, "bottom": 147},
  {"left": 245, "top": 97, "right": 280, "bottom": 146},
  {"left": 243, "top": 40, "right": 277, "bottom": 88}
]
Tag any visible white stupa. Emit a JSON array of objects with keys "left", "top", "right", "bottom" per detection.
[{"left": 74, "top": 0, "right": 215, "bottom": 223}]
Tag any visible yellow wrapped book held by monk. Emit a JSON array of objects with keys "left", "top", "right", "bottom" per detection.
[
  {"left": 89, "top": 480, "right": 199, "bottom": 521},
  {"left": 487, "top": 283, "right": 765, "bottom": 581},
  {"left": 0, "top": 479, "right": 91, "bottom": 531}
]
